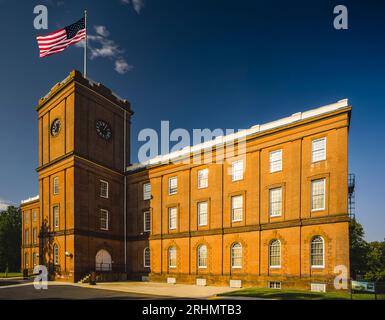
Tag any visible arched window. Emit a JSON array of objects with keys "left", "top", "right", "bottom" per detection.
[
  {"left": 269, "top": 240, "right": 281, "bottom": 268},
  {"left": 144, "top": 247, "right": 150, "bottom": 268},
  {"left": 311, "top": 236, "right": 324, "bottom": 268},
  {"left": 197, "top": 245, "right": 207, "bottom": 268},
  {"left": 95, "top": 249, "right": 112, "bottom": 271},
  {"left": 168, "top": 246, "right": 177, "bottom": 268},
  {"left": 53, "top": 244, "right": 59, "bottom": 265},
  {"left": 231, "top": 243, "right": 242, "bottom": 268}
]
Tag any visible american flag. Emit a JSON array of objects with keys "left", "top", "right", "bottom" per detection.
[{"left": 36, "top": 17, "right": 86, "bottom": 58}]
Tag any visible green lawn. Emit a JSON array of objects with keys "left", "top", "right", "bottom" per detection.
[
  {"left": 0, "top": 272, "right": 22, "bottom": 278},
  {"left": 220, "top": 287, "right": 385, "bottom": 300}
]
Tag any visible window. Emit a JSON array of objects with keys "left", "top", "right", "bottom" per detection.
[
  {"left": 100, "top": 209, "right": 109, "bottom": 230},
  {"left": 311, "top": 236, "right": 324, "bottom": 268},
  {"left": 168, "top": 207, "right": 177, "bottom": 230},
  {"left": 33, "top": 228, "right": 37, "bottom": 245},
  {"left": 144, "top": 247, "right": 150, "bottom": 268},
  {"left": 100, "top": 180, "right": 109, "bottom": 198},
  {"left": 311, "top": 179, "right": 326, "bottom": 211},
  {"left": 232, "top": 160, "right": 244, "bottom": 181},
  {"left": 231, "top": 195, "right": 243, "bottom": 222},
  {"left": 53, "top": 206, "right": 59, "bottom": 229},
  {"left": 53, "top": 176, "right": 59, "bottom": 195},
  {"left": 197, "top": 201, "right": 208, "bottom": 226},
  {"left": 312, "top": 137, "right": 326, "bottom": 162},
  {"left": 168, "top": 246, "right": 177, "bottom": 268},
  {"left": 33, "top": 210, "right": 37, "bottom": 222},
  {"left": 32, "top": 252, "right": 37, "bottom": 266},
  {"left": 143, "top": 182, "right": 151, "bottom": 200},
  {"left": 198, "top": 168, "right": 208, "bottom": 189},
  {"left": 269, "top": 281, "right": 281, "bottom": 289},
  {"left": 269, "top": 240, "right": 281, "bottom": 268},
  {"left": 231, "top": 243, "right": 242, "bottom": 268},
  {"left": 144, "top": 211, "right": 151, "bottom": 232},
  {"left": 169, "top": 177, "right": 178, "bottom": 195},
  {"left": 53, "top": 244, "right": 59, "bottom": 265},
  {"left": 269, "top": 187, "right": 282, "bottom": 217},
  {"left": 269, "top": 149, "right": 282, "bottom": 173},
  {"left": 24, "top": 252, "right": 28, "bottom": 268},
  {"left": 24, "top": 229, "right": 29, "bottom": 245},
  {"left": 24, "top": 211, "right": 29, "bottom": 224},
  {"left": 197, "top": 245, "right": 207, "bottom": 268}
]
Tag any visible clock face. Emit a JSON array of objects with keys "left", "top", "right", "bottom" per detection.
[
  {"left": 96, "top": 120, "right": 112, "bottom": 140},
  {"left": 50, "top": 119, "right": 61, "bottom": 136}
]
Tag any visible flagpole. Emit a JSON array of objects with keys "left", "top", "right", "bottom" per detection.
[{"left": 84, "top": 9, "right": 87, "bottom": 78}]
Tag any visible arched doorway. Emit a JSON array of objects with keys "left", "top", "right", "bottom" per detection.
[{"left": 95, "top": 249, "right": 112, "bottom": 271}]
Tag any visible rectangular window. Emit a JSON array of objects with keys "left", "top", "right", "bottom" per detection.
[
  {"left": 24, "top": 252, "right": 28, "bottom": 268},
  {"left": 53, "top": 176, "right": 59, "bottom": 195},
  {"left": 231, "top": 195, "right": 243, "bottom": 222},
  {"left": 144, "top": 211, "right": 151, "bottom": 232},
  {"left": 33, "top": 210, "right": 37, "bottom": 222},
  {"left": 232, "top": 160, "right": 244, "bottom": 181},
  {"left": 24, "top": 211, "right": 29, "bottom": 224},
  {"left": 311, "top": 179, "right": 326, "bottom": 211},
  {"left": 100, "top": 209, "right": 109, "bottom": 230},
  {"left": 269, "top": 281, "right": 281, "bottom": 289},
  {"left": 168, "top": 207, "right": 177, "bottom": 230},
  {"left": 269, "top": 149, "right": 282, "bottom": 173},
  {"left": 53, "top": 206, "right": 59, "bottom": 229},
  {"left": 32, "top": 252, "right": 37, "bottom": 266},
  {"left": 269, "top": 187, "right": 282, "bottom": 217},
  {"left": 100, "top": 180, "right": 109, "bottom": 198},
  {"left": 169, "top": 177, "right": 178, "bottom": 195},
  {"left": 197, "top": 168, "right": 208, "bottom": 189},
  {"left": 312, "top": 137, "right": 326, "bottom": 162},
  {"left": 33, "top": 228, "right": 37, "bottom": 245},
  {"left": 197, "top": 201, "right": 208, "bottom": 226},
  {"left": 24, "top": 229, "right": 29, "bottom": 245},
  {"left": 143, "top": 182, "right": 151, "bottom": 200}
]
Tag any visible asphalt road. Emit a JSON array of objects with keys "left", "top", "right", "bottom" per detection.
[{"left": 0, "top": 283, "right": 173, "bottom": 300}]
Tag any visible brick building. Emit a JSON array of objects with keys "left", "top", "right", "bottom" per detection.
[{"left": 21, "top": 70, "right": 351, "bottom": 290}]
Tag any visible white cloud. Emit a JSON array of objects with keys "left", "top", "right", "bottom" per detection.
[
  {"left": 0, "top": 198, "right": 13, "bottom": 211},
  {"left": 76, "top": 25, "right": 132, "bottom": 75},
  {"left": 120, "top": 0, "right": 145, "bottom": 14}
]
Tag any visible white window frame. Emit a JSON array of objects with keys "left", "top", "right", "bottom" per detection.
[
  {"left": 100, "top": 209, "right": 109, "bottom": 231},
  {"left": 168, "top": 177, "right": 178, "bottom": 195},
  {"left": 143, "top": 182, "right": 151, "bottom": 200},
  {"left": 268, "top": 281, "right": 281, "bottom": 289},
  {"left": 53, "top": 206, "right": 59, "bottom": 229},
  {"left": 53, "top": 176, "right": 59, "bottom": 195},
  {"left": 310, "top": 236, "right": 325, "bottom": 269},
  {"left": 197, "top": 201, "right": 208, "bottom": 226},
  {"left": 311, "top": 178, "right": 326, "bottom": 211},
  {"left": 168, "top": 207, "right": 177, "bottom": 230},
  {"left": 231, "top": 195, "right": 243, "bottom": 222},
  {"left": 231, "top": 243, "right": 242, "bottom": 269},
  {"left": 231, "top": 160, "right": 244, "bottom": 181},
  {"left": 33, "top": 210, "right": 37, "bottom": 222},
  {"left": 269, "top": 187, "right": 283, "bottom": 217},
  {"left": 312, "top": 137, "right": 326, "bottom": 162},
  {"left": 269, "top": 239, "right": 281, "bottom": 268},
  {"left": 168, "top": 246, "right": 177, "bottom": 268},
  {"left": 100, "top": 180, "right": 109, "bottom": 199},
  {"left": 144, "top": 247, "right": 150, "bottom": 268},
  {"left": 53, "top": 244, "right": 59, "bottom": 265},
  {"left": 197, "top": 245, "right": 207, "bottom": 269},
  {"left": 143, "top": 211, "right": 151, "bottom": 232},
  {"left": 197, "top": 168, "right": 209, "bottom": 189},
  {"left": 269, "top": 149, "right": 282, "bottom": 173}
]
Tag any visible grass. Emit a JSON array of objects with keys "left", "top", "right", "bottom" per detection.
[
  {"left": 0, "top": 272, "right": 23, "bottom": 278},
  {"left": 220, "top": 287, "right": 385, "bottom": 300}
]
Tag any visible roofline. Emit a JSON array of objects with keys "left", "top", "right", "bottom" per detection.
[
  {"left": 20, "top": 195, "right": 39, "bottom": 206},
  {"left": 126, "top": 99, "right": 351, "bottom": 172}
]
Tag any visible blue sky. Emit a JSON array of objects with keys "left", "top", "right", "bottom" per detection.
[{"left": 0, "top": 0, "right": 384, "bottom": 241}]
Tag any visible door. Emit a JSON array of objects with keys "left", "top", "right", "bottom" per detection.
[{"left": 95, "top": 249, "right": 112, "bottom": 271}]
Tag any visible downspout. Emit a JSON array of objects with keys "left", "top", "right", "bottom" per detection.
[{"left": 124, "top": 110, "right": 127, "bottom": 273}]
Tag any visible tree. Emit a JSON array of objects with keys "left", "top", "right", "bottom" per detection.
[
  {"left": 364, "top": 240, "right": 385, "bottom": 282},
  {"left": 0, "top": 206, "right": 21, "bottom": 272},
  {"left": 349, "top": 218, "right": 369, "bottom": 279}
]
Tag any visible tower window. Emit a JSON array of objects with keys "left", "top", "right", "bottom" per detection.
[
  {"left": 198, "top": 168, "right": 208, "bottom": 189},
  {"left": 269, "top": 149, "right": 282, "bottom": 173},
  {"left": 100, "top": 180, "right": 109, "bottom": 198},
  {"left": 312, "top": 137, "right": 326, "bottom": 162},
  {"left": 100, "top": 209, "right": 109, "bottom": 230},
  {"left": 53, "top": 176, "right": 59, "bottom": 195},
  {"left": 169, "top": 177, "right": 178, "bottom": 195},
  {"left": 143, "top": 182, "right": 151, "bottom": 200}
]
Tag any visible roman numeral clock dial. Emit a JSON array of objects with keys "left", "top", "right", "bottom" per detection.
[{"left": 96, "top": 120, "right": 112, "bottom": 140}]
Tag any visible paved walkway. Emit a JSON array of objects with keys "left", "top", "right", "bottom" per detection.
[{"left": 77, "top": 281, "right": 237, "bottom": 299}]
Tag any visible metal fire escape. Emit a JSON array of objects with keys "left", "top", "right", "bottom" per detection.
[{"left": 348, "top": 173, "right": 356, "bottom": 219}]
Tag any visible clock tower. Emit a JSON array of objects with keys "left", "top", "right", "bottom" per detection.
[{"left": 36, "top": 70, "right": 132, "bottom": 282}]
